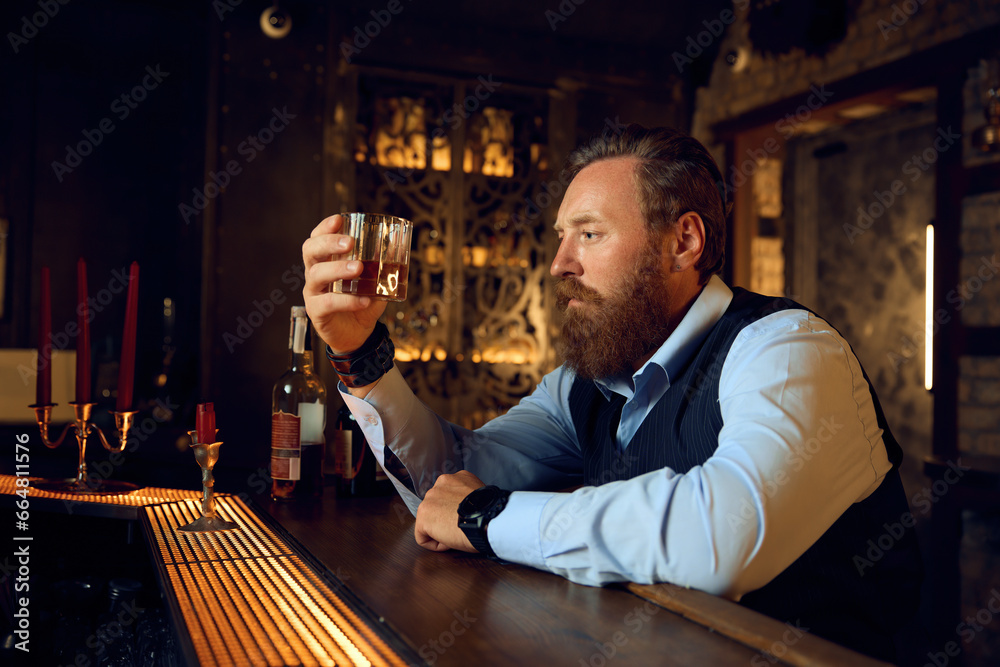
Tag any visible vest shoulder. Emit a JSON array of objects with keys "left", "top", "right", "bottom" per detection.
[{"left": 726, "top": 287, "right": 810, "bottom": 320}]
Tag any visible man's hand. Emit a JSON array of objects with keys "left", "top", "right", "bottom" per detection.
[
  {"left": 302, "top": 214, "right": 387, "bottom": 355},
  {"left": 414, "top": 471, "right": 485, "bottom": 553}
]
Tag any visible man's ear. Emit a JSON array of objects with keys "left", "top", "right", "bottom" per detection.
[{"left": 666, "top": 211, "right": 705, "bottom": 272}]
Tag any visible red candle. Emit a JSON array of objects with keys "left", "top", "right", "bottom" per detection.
[
  {"left": 116, "top": 262, "right": 140, "bottom": 411},
  {"left": 37, "top": 266, "right": 52, "bottom": 406},
  {"left": 196, "top": 403, "right": 216, "bottom": 444},
  {"left": 76, "top": 258, "right": 91, "bottom": 404}
]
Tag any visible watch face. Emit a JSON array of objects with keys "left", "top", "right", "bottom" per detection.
[{"left": 460, "top": 486, "right": 500, "bottom": 516}]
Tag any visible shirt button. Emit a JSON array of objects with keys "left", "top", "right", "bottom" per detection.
[{"left": 366, "top": 416, "right": 378, "bottom": 425}]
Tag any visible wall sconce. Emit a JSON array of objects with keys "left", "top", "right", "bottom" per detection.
[
  {"left": 260, "top": 3, "right": 292, "bottom": 39},
  {"left": 972, "top": 58, "right": 1000, "bottom": 152}
]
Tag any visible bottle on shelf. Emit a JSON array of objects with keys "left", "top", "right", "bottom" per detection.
[
  {"left": 330, "top": 401, "right": 395, "bottom": 497},
  {"left": 271, "top": 306, "right": 327, "bottom": 502}
]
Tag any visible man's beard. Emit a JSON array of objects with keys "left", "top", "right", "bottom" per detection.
[{"left": 555, "top": 246, "right": 673, "bottom": 380}]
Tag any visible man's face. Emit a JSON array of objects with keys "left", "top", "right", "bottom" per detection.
[{"left": 551, "top": 157, "right": 677, "bottom": 379}]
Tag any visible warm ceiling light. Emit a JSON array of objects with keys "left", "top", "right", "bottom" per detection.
[
  {"left": 787, "top": 119, "right": 835, "bottom": 136},
  {"left": 838, "top": 103, "right": 889, "bottom": 120},
  {"left": 895, "top": 87, "right": 937, "bottom": 104}
]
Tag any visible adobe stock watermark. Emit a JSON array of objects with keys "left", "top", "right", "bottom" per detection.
[
  {"left": 843, "top": 126, "right": 960, "bottom": 244},
  {"left": 578, "top": 600, "right": 661, "bottom": 667},
  {"left": 853, "top": 459, "right": 970, "bottom": 576},
  {"left": 212, "top": 0, "right": 243, "bottom": 20},
  {"left": 545, "top": 0, "right": 586, "bottom": 31},
  {"left": 886, "top": 253, "right": 998, "bottom": 372},
  {"left": 17, "top": 265, "right": 136, "bottom": 387},
  {"left": 61, "top": 397, "right": 181, "bottom": 514},
  {"left": 724, "top": 84, "right": 834, "bottom": 194},
  {"left": 503, "top": 115, "right": 628, "bottom": 233},
  {"left": 671, "top": 0, "right": 750, "bottom": 73},
  {"left": 7, "top": 0, "right": 70, "bottom": 54},
  {"left": 727, "top": 416, "right": 844, "bottom": 532},
  {"left": 417, "top": 609, "right": 477, "bottom": 665},
  {"left": 750, "top": 620, "right": 810, "bottom": 666},
  {"left": 385, "top": 413, "right": 514, "bottom": 517},
  {"left": 517, "top": 460, "right": 639, "bottom": 563},
  {"left": 924, "top": 587, "right": 1000, "bottom": 667},
  {"left": 682, "top": 291, "right": 801, "bottom": 403},
  {"left": 179, "top": 106, "right": 296, "bottom": 223},
  {"left": 72, "top": 596, "right": 146, "bottom": 665},
  {"left": 222, "top": 261, "right": 305, "bottom": 353},
  {"left": 339, "top": 0, "right": 413, "bottom": 63},
  {"left": 382, "top": 74, "right": 502, "bottom": 192},
  {"left": 877, "top": 0, "right": 929, "bottom": 40},
  {"left": 50, "top": 64, "right": 170, "bottom": 182}
]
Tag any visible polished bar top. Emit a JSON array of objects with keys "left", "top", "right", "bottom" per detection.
[
  {"left": 0, "top": 476, "right": 888, "bottom": 665},
  {"left": 258, "top": 492, "right": 888, "bottom": 666}
]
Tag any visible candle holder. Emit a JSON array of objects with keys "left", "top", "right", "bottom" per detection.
[
  {"left": 177, "top": 430, "right": 238, "bottom": 532},
  {"left": 28, "top": 402, "right": 140, "bottom": 495}
]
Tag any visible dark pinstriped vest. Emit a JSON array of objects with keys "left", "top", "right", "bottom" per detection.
[{"left": 568, "top": 288, "right": 922, "bottom": 661}]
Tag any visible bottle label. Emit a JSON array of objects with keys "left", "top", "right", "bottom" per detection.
[
  {"left": 333, "top": 430, "right": 353, "bottom": 479},
  {"left": 271, "top": 411, "right": 301, "bottom": 481},
  {"left": 298, "top": 401, "right": 325, "bottom": 443}
]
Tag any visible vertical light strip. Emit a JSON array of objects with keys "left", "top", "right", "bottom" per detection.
[{"left": 925, "top": 224, "right": 934, "bottom": 391}]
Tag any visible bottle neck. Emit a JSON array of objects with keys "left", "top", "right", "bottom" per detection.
[
  {"left": 288, "top": 315, "right": 313, "bottom": 373},
  {"left": 289, "top": 349, "right": 314, "bottom": 373}
]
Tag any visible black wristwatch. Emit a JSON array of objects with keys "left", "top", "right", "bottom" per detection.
[{"left": 457, "top": 485, "right": 511, "bottom": 559}]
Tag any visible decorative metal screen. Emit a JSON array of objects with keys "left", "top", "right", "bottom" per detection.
[{"left": 353, "top": 74, "right": 558, "bottom": 428}]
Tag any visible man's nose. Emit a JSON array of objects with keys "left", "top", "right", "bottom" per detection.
[{"left": 550, "top": 240, "right": 579, "bottom": 278}]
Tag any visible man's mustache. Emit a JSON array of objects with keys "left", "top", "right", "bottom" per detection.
[{"left": 554, "top": 278, "right": 603, "bottom": 308}]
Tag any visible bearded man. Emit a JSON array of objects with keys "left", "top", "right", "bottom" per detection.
[{"left": 302, "top": 125, "right": 922, "bottom": 662}]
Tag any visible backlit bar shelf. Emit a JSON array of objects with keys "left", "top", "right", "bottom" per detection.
[{"left": 142, "top": 496, "right": 416, "bottom": 666}]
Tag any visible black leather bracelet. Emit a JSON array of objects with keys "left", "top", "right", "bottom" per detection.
[{"left": 326, "top": 322, "right": 395, "bottom": 388}]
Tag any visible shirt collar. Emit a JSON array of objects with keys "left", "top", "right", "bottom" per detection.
[{"left": 594, "top": 275, "right": 734, "bottom": 400}]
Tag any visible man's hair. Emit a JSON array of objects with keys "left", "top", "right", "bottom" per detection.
[{"left": 565, "top": 124, "right": 729, "bottom": 283}]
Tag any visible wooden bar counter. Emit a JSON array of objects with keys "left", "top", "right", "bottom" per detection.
[
  {"left": 257, "top": 492, "right": 888, "bottom": 667},
  {"left": 0, "top": 476, "right": 888, "bottom": 666}
]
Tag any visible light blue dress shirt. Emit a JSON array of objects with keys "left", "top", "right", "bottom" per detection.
[{"left": 341, "top": 276, "right": 893, "bottom": 599}]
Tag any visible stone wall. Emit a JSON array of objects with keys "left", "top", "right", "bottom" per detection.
[
  {"left": 787, "top": 103, "right": 936, "bottom": 487},
  {"left": 690, "top": 2, "right": 1000, "bottom": 663},
  {"left": 691, "top": 0, "right": 1000, "bottom": 143}
]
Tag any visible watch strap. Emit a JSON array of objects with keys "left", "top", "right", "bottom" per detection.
[
  {"left": 327, "top": 321, "right": 394, "bottom": 388},
  {"left": 458, "top": 486, "right": 510, "bottom": 560}
]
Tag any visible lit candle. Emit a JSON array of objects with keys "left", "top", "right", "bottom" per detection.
[
  {"left": 116, "top": 262, "right": 140, "bottom": 411},
  {"left": 37, "top": 266, "right": 52, "bottom": 406},
  {"left": 76, "top": 258, "right": 91, "bottom": 404},
  {"left": 196, "top": 403, "right": 216, "bottom": 444}
]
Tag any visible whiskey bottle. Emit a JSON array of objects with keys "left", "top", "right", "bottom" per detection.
[{"left": 271, "top": 306, "right": 327, "bottom": 501}]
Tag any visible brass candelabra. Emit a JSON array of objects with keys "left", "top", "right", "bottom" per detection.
[{"left": 28, "top": 401, "right": 139, "bottom": 494}]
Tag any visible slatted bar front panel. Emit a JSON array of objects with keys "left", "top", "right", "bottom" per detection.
[
  {"left": 0, "top": 474, "right": 201, "bottom": 505},
  {"left": 143, "top": 496, "right": 410, "bottom": 667}
]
